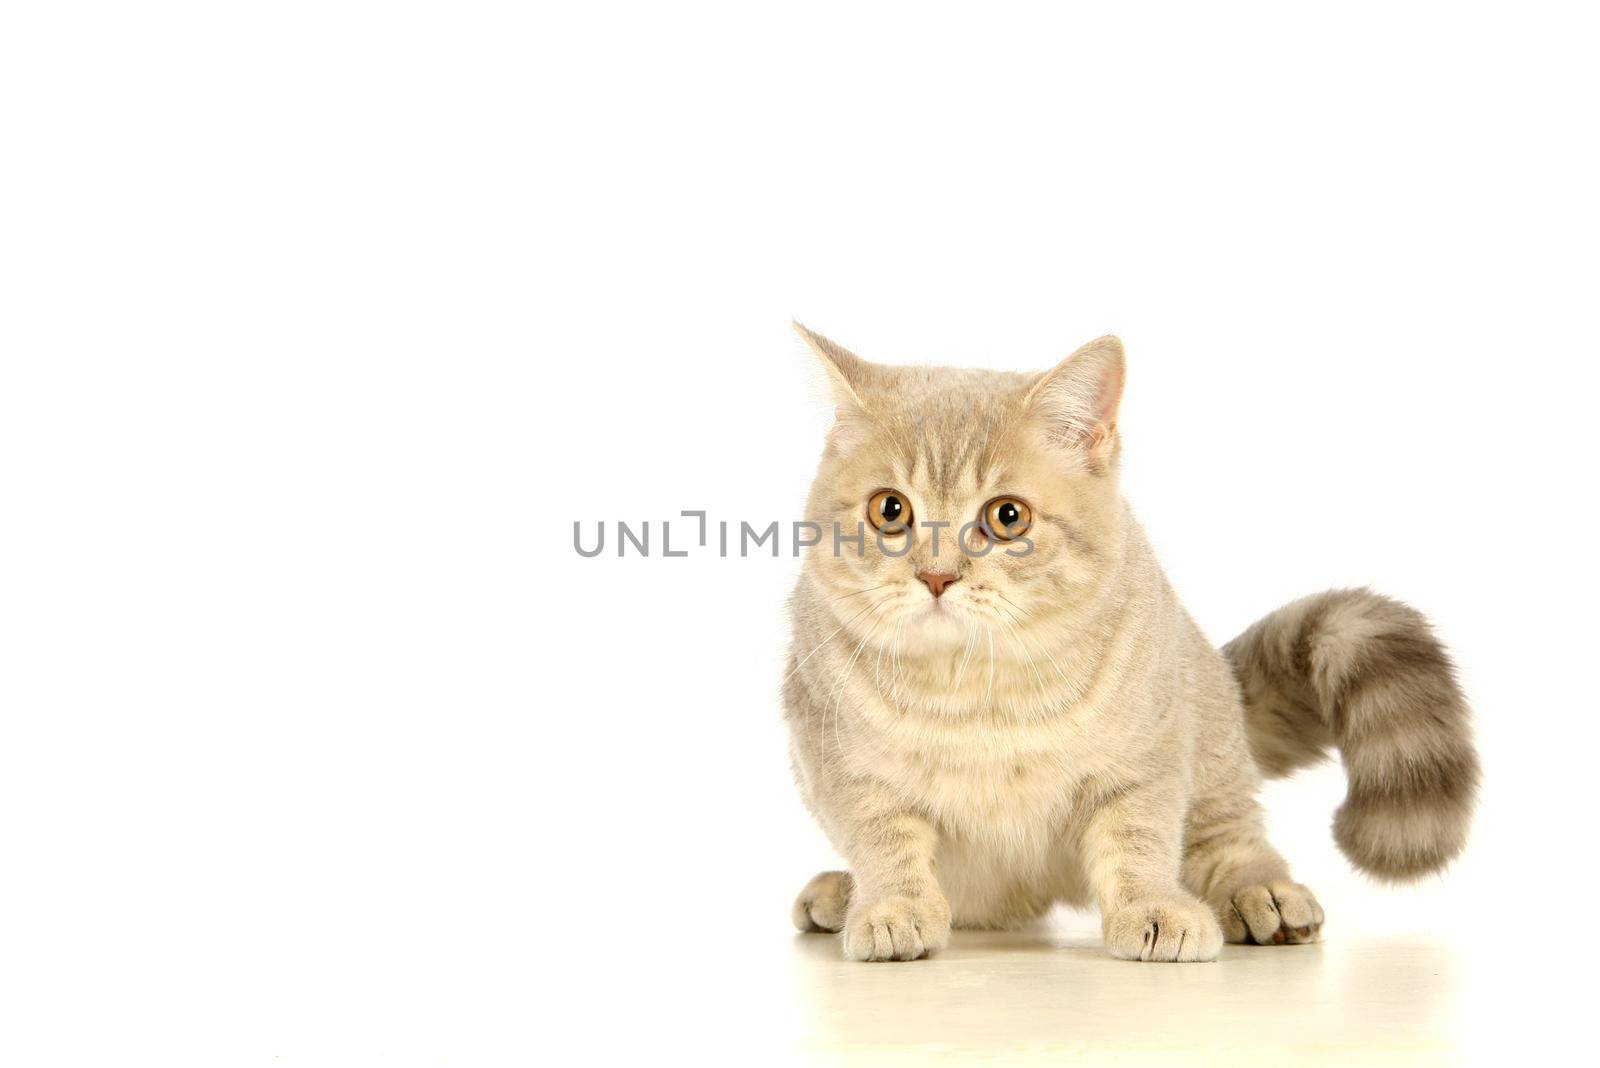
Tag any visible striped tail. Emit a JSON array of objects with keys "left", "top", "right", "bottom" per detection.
[{"left": 1223, "top": 588, "right": 1479, "bottom": 881}]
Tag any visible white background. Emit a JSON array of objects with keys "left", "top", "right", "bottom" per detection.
[{"left": 3, "top": 2, "right": 1597, "bottom": 1064}]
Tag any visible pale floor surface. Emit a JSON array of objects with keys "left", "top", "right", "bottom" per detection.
[{"left": 788, "top": 912, "right": 1485, "bottom": 1065}]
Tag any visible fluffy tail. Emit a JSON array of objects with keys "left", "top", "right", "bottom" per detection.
[{"left": 1223, "top": 588, "right": 1479, "bottom": 881}]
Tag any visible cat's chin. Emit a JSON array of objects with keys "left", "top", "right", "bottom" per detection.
[{"left": 900, "top": 601, "right": 971, "bottom": 647}]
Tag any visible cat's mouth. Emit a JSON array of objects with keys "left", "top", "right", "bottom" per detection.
[{"left": 913, "top": 595, "right": 966, "bottom": 628}]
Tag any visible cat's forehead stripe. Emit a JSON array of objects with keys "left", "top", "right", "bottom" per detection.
[{"left": 891, "top": 418, "right": 1013, "bottom": 500}]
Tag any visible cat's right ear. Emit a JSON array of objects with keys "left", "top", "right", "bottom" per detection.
[
  {"left": 1023, "top": 335, "right": 1126, "bottom": 465},
  {"left": 793, "top": 321, "right": 875, "bottom": 446}
]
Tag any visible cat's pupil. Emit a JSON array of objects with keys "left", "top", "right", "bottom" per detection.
[
  {"left": 881, "top": 496, "right": 903, "bottom": 521},
  {"left": 998, "top": 503, "right": 1018, "bottom": 527}
]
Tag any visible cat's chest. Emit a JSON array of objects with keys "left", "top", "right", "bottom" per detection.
[{"left": 856, "top": 709, "right": 1089, "bottom": 832}]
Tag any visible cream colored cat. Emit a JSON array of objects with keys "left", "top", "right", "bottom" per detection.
[{"left": 783, "top": 325, "right": 1478, "bottom": 963}]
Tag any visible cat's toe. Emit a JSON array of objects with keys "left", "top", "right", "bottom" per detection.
[
  {"left": 1218, "top": 881, "right": 1324, "bottom": 945},
  {"left": 792, "top": 870, "right": 853, "bottom": 933},
  {"left": 841, "top": 894, "right": 950, "bottom": 962},
  {"left": 1104, "top": 896, "right": 1223, "bottom": 962}
]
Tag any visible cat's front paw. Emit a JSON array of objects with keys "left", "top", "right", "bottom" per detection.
[
  {"left": 1215, "top": 881, "right": 1324, "bottom": 945},
  {"left": 1104, "top": 896, "right": 1223, "bottom": 962},
  {"left": 842, "top": 893, "right": 951, "bottom": 962}
]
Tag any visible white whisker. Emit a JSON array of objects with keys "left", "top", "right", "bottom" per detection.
[
  {"left": 828, "top": 616, "right": 879, "bottom": 759},
  {"left": 996, "top": 600, "right": 1074, "bottom": 690},
  {"left": 780, "top": 598, "right": 879, "bottom": 689},
  {"left": 950, "top": 619, "right": 977, "bottom": 693},
  {"left": 983, "top": 623, "right": 997, "bottom": 713}
]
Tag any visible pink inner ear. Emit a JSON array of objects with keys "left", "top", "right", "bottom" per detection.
[{"left": 827, "top": 404, "right": 871, "bottom": 449}]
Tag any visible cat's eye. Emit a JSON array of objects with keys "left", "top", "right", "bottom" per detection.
[
  {"left": 981, "top": 496, "right": 1032, "bottom": 541},
  {"left": 866, "top": 489, "right": 913, "bottom": 534}
]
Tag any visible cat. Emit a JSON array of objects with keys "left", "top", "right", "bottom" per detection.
[{"left": 783, "top": 324, "right": 1478, "bottom": 962}]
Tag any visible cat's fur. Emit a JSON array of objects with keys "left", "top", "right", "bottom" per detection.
[{"left": 783, "top": 326, "right": 1477, "bottom": 962}]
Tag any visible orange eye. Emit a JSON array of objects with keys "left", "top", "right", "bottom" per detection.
[
  {"left": 982, "top": 496, "right": 1032, "bottom": 541},
  {"left": 866, "top": 489, "right": 913, "bottom": 533}
]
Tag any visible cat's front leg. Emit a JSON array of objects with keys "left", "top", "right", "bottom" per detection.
[
  {"left": 1080, "top": 779, "right": 1223, "bottom": 962},
  {"left": 831, "top": 806, "right": 950, "bottom": 962}
]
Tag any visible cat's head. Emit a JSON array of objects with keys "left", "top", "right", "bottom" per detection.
[{"left": 796, "top": 323, "right": 1128, "bottom": 657}]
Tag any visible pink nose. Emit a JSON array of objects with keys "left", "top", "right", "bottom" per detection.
[{"left": 917, "top": 570, "right": 958, "bottom": 598}]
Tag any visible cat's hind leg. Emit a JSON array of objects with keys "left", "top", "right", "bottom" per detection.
[
  {"left": 791, "top": 870, "right": 853, "bottom": 933},
  {"left": 1221, "top": 879, "right": 1323, "bottom": 945},
  {"left": 1183, "top": 803, "right": 1324, "bottom": 945}
]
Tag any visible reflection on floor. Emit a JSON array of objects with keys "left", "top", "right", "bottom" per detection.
[{"left": 790, "top": 912, "right": 1466, "bottom": 1065}]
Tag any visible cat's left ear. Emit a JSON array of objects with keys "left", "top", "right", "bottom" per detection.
[
  {"left": 792, "top": 321, "right": 873, "bottom": 408},
  {"left": 793, "top": 321, "right": 877, "bottom": 446},
  {"left": 1023, "top": 335, "right": 1126, "bottom": 460}
]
